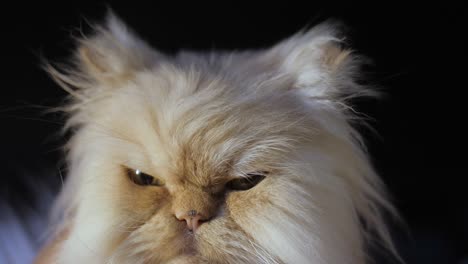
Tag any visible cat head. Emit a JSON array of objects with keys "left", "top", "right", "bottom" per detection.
[{"left": 46, "top": 12, "right": 397, "bottom": 264}]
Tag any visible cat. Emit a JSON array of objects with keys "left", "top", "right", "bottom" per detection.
[{"left": 35, "top": 11, "right": 398, "bottom": 264}]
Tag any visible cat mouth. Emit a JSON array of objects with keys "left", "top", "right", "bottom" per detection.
[{"left": 178, "top": 229, "right": 199, "bottom": 254}]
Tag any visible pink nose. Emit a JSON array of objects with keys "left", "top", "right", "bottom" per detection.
[{"left": 175, "top": 210, "right": 205, "bottom": 231}]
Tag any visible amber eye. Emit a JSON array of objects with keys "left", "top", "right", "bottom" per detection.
[
  {"left": 126, "top": 168, "right": 164, "bottom": 186},
  {"left": 226, "top": 172, "right": 267, "bottom": 191}
]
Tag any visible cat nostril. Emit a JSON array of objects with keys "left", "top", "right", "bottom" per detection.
[
  {"left": 174, "top": 210, "right": 207, "bottom": 231},
  {"left": 187, "top": 215, "right": 202, "bottom": 231}
]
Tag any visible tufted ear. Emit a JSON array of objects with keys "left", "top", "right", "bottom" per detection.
[
  {"left": 264, "top": 22, "right": 373, "bottom": 100},
  {"left": 73, "top": 12, "right": 159, "bottom": 85}
]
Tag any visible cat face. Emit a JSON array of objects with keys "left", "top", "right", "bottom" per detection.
[{"left": 42, "top": 13, "right": 397, "bottom": 264}]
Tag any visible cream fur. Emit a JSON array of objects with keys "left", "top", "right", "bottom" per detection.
[{"left": 37, "top": 12, "right": 398, "bottom": 264}]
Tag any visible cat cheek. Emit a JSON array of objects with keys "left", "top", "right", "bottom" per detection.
[
  {"left": 117, "top": 184, "right": 170, "bottom": 225},
  {"left": 225, "top": 188, "right": 268, "bottom": 219}
]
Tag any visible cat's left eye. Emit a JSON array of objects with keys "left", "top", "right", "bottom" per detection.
[
  {"left": 126, "top": 168, "right": 165, "bottom": 187},
  {"left": 226, "top": 172, "right": 267, "bottom": 191}
]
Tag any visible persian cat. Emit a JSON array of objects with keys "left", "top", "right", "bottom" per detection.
[{"left": 35, "top": 12, "right": 398, "bottom": 264}]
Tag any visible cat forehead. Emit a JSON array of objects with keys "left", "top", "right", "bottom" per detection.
[{"left": 101, "top": 67, "right": 312, "bottom": 179}]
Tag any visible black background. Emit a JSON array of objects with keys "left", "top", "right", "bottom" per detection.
[{"left": 1, "top": 2, "right": 466, "bottom": 263}]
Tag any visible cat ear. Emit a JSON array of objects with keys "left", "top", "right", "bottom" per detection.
[
  {"left": 264, "top": 22, "right": 373, "bottom": 100},
  {"left": 74, "top": 11, "right": 158, "bottom": 85}
]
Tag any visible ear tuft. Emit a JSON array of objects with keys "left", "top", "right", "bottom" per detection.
[
  {"left": 266, "top": 21, "right": 373, "bottom": 100},
  {"left": 75, "top": 11, "right": 158, "bottom": 85},
  {"left": 322, "top": 42, "right": 352, "bottom": 71},
  {"left": 43, "top": 11, "right": 161, "bottom": 103}
]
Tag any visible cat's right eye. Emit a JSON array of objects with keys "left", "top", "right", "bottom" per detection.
[
  {"left": 126, "top": 168, "right": 165, "bottom": 187},
  {"left": 226, "top": 172, "right": 267, "bottom": 191}
]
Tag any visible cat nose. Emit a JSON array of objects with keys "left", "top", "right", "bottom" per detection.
[{"left": 175, "top": 209, "right": 207, "bottom": 231}]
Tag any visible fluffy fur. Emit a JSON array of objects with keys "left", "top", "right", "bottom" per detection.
[{"left": 36, "top": 12, "right": 398, "bottom": 264}]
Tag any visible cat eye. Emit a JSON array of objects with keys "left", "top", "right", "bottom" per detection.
[
  {"left": 226, "top": 172, "right": 267, "bottom": 191},
  {"left": 126, "top": 168, "right": 165, "bottom": 187}
]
